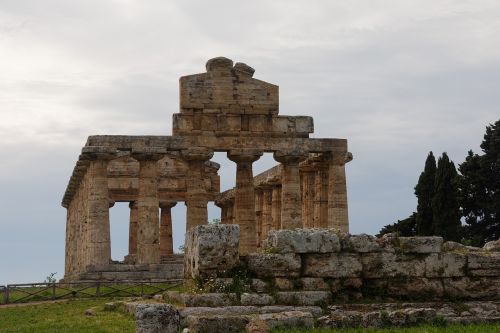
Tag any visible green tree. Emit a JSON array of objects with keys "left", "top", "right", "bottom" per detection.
[
  {"left": 415, "top": 152, "right": 436, "bottom": 236},
  {"left": 459, "top": 119, "right": 500, "bottom": 245},
  {"left": 377, "top": 213, "right": 417, "bottom": 237},
  {"left": 432, "top": 153, "right": 462, "bottom": 241}
]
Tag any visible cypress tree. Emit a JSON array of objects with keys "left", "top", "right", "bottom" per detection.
[
  {"left": 432, "top": 153, "right": 462, "bottom": 241},
  {"left": 415, "top": 152, "right": 436, "bottom": 235},
  {"left": 459, "top": 119, "right": 500, "bottom": 244}
]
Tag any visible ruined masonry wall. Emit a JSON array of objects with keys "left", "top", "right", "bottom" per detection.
[{"left": 185, "top": 225, "right": 500, "bottom": 301}]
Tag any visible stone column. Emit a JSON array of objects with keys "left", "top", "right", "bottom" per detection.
[
  {"left": 274, "top": 151, "right": 307, "bottom": 229},
  {"left": 327, "top": 152, "right": 353, "bottom": 232},
  {"left": 261, "top": 187, "right": 273, "bottom": 240},
  {"left": 301, "top": 163, "right": 316, "bottom": 228},
  {"left": 313, "top": 162, "right": 329, "bottom": 228},
  {"left": 132, "top": 152, "right": 163, "bottom": 265},
  {"left": 227, "top": 202, "right": 234, "bottom": 224},
  {"left": 228, "top": 149, "right": 263, "bottom": 255},
  {"left": 85, "top": 154, "right": 114, "bottom": 268},
  {"left": 159, "top": 201, "right": 176, "bottom": 257},
  {"left": 128, "top": 201, "right": 138, "bottom": 256},
  {"left": 271, "top": 185, "right": 282, "bottom": 230},
  {"left": 255, "top": 189, "right": 263, "bottom": 244},
  {"left": 181, "top": 148, "right": 214, "bottom": 231}
]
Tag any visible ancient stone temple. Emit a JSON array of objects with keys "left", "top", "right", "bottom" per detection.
[{"left": 61, "top": 57, "right": 352, "bottom": 281}]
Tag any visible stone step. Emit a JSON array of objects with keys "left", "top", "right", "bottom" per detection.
[
  {"left": 78, "top": 264, "right": 183, "bottom": 281},
  {"left": 164, "top": 291, "right": 331, "bottom": 307}
]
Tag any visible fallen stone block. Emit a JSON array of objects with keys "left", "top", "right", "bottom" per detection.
[
  {"left": 184, "top": 224, "right": 240, "bottom": 279},
  {"left": 135, "top": 304, "right": 180, "bottom": 333}
]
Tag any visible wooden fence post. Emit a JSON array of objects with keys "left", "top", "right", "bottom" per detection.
[
  {"left": 96, "top": 282, "right": 101, "bottom": 297},
  {"left": 4, "top": 286, "right": 9, "bottom": 304},
  {"left": 52, "top": 283, "right": 56, "bottom": 300}
]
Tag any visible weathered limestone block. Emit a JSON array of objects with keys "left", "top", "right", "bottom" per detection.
[
  {"left": 266, "top": 229, "right": 340, "bottom": 253},
  {"left": 135, "top": 304, "right": 180, "bottom": 333},
  {"left": 274, "top": 278, "right": 294, "bottom": 290},
  {"left": 303, "top": 253, "right": 362, "bottom": 278},
  {"left": 259, "top": 306, "right": 323, "bottom": 317},
  {"left": 443, "top": 277, "right": 500, "bottom": 299},
  {"left": 467, "top": 252, "right": 500, "bottom": 276},
  {"left": 443, "top": 241, "right": 467, "bottom": 252},
  {"left": 247, "top": 253, "right": 301, "bottom": 278},
  {"left": 300, "top": 277, "right": 330, "bottom": 291},
  {"left": 386, "top": 278, "right": 444, "bottom": 298},
  {"left": 484, "top": 239, "right": 500, "bottom": 251},
  {"left": 341, "top": 234, "right": 380, "bottom": 252},
  {"left": 184, "top": 224, "right": 240, "bottom": 279},
  {"left": 275, "top": 291, "right": 331, "bottom": 306},
  {"left": 424, "top": 253, "right": 467, "bottom": 277},
  {"left": 398, "top": 236, "right": 443, "bottom": 253},
  {"left": 259, "top": 311, "right": 314, "bottom": 329},
  {"left": 361, "top": 252, "right": 425, "bottom": 278},
  {"left": 186, "top": 315, "right": 250, "bottom": 333},
  {"left": 165, "top": 291, "right": 238, "bottom": 307},
  {"left": 250, "top": 279, "right": 270, "bottom": 293},
  {"left": 241, "top": 293, "right": 275, "bottom": 306}
]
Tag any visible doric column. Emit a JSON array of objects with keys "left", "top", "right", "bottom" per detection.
[
  {"left": 327, "top": 152, "right": 353, "bottom": 232},
  {"left": 313, "top": 162, "right": 329, "bottom": 228},
  {"left": 274, "top": 151, "right": 307, "bottom": 229},
  {"left": 227, "top": 202, "right": 235, "bottom": 224},
  {"left": 228, "top": 149, "right": 263, "bottom": 255},
  {"left": 261, "top": 187, "right": 273, "bottom": 240},
  {"left": 181, "top": 148, "right": 214, "bottom": 231},
  {"left": 255, "top": 189, "right": 263, "bottom": 244},
  {"left": 271, "top": 185, "right": 282, "bottom": 230},
  {"left": 128, "top": 201, "right": 138, "bottom": 258},
  {"left": 159, "top": 201, "right": 176, "bottom": 257},
  {"left": 132, "top": 151, "right": 163, "bottom": 265},
  {"left": 300, "top": 162, "right": 316, "bottom": 228},
  {"left": 84, "top": 153, "right": 114, "bottom": 268}
]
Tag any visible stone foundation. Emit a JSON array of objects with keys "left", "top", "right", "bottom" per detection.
[{"left": 184, "top": 225, "right": 500, "bottom": 302}]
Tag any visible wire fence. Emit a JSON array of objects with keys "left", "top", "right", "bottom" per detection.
[{"left": 0, "top": 280, "right": 182, "bottom": 305}]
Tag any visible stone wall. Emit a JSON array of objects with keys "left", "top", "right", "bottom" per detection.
[{"left": 185, "top": 225, "right": 500, "bottom": 301}]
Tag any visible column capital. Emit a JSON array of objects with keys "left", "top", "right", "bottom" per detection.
[
  {"left": 108, "top": 200, "right": 115, "bottom": 208},
  {"left": 180, "top": 147, "right": 214, "bottom": 161},
  {"left": 273, "top": 150, "right": 308, "bottom": 164},
  {"left": 129, "top": 201, "right": 138, "bottom": 209},
  {"left": 326, "top": 151, "right": 353, "bottom": 165},
  {"left": 227, "top": 149, "right": 263, "bottom": 163},
  {"left": 159, "top": 201, "right": 177, "bottom": 209}
]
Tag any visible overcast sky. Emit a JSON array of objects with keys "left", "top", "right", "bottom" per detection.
[{"left": 1, "top": 0, "right": 499, "bottom": 284}]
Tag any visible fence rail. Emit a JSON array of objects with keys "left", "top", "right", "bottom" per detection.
[{"left": 0, "top": 280, "right": 182, "bottom": 305}]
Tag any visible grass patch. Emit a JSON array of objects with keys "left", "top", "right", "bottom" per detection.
[
  {"left": 271, "top": 323, "right": 500, "bottom": 333},
  {"left": 0, "top": 298, "right": 134, "bottom": 333}
]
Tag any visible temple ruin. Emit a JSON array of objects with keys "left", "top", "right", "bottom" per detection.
[{"left": 61, "top": 57, "right": 352, "bottom": 281}]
